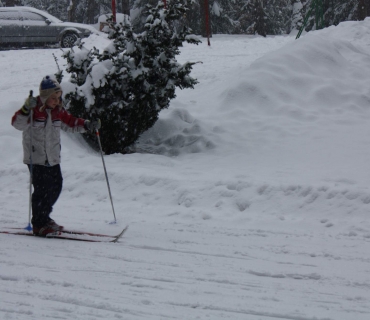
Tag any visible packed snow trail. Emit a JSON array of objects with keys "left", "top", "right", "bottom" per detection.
[
  {"left": 1, "top": 221, "right": 370, "bottom": 319},
  {"left": 2, "top": 20, "right": 370, "bottom": 319}
]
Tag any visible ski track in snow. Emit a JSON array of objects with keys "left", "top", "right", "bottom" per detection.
[
  {"left": 1, "top": 223, "right": 370, "bottom": 319},
  {"left": 1, "top": 25, "right": 370, "bottom": 319}
]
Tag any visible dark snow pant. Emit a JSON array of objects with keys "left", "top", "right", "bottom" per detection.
[{"left": 28, "top": 164, "right": 63, "bottom": 228}]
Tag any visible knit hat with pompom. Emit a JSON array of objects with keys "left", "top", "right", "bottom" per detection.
[{"left": 39, "top": 75, "right": 62, "bottom": 104}]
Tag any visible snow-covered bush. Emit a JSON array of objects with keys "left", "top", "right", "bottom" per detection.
[{"left": 62, "top": 0, "right": 200, "bottom": 154}]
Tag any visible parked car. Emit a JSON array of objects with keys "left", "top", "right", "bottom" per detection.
[{"left": 0, "top": 6, "right": 96, "bottom": 48}]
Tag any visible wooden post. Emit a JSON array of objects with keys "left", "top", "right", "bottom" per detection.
[{"left": 112, "top": 0, "right": 116, "bottom": 22}]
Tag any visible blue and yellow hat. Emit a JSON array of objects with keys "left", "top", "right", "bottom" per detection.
[{"left": 39, "top": 75, "right": 62, "bottom": 104}]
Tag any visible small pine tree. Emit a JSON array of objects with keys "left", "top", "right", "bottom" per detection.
[{"left": 62, "top": 0, "right": 201, "bottom": 154}]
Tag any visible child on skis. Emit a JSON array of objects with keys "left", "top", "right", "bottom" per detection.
[{"left": 11, "top": 75, "right": 101, "bottom": 236}]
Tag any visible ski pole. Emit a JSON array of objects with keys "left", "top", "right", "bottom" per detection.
[
  {"left": 25, "top": 90, "right": 34, "bottom": 231},
  {"left": 95, "top": 128, "right": 117, "bottom": 223}
]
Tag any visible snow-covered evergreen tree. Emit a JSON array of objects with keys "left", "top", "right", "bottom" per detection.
[
  {"left": 321, "top": 0, "right": 332, "bottom": 26},
  {"left": 62, "top": 0, "right": 201, "bottom": 154},
  {"left": 330, "top": 0, "right": 365, "bottom": 23},
  {"left": 265, "top": 0, "right": 291, "bottom": 34},
  {"left": 135, "top": 0, "right": 241, "bottom": 36},
  {"left": 247, "top": 0, "right": 266, "bottom": 36},
  {"left": 297, "top": 0, "right": 368, "bottom": 34},
  {"left": 209, "top": 0, "right": 238, "bottom": 34},
  {"left": 290, "top": 0, "right": 305, "bottom": 32},
  {"left": 182, "top": 0, "right": 202, "bottom": 35},
  {"left": 356, "top": 0, "right": 367, "bottom": 20},
  {"left": 131, "top": 0, "right": 159, "bottom": 31},
  {"left": 228, "top": 0, "right": 250, "bottom": 34}
]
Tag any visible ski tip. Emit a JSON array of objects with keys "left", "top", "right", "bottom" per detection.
[
  {"left": 111, "top": 225, "right": 128, "bottom": 243},
  {"left": 108, "top": 220, "right": 117, "bottom": 225},
  {"left": 24, "top": 224, "right": 33, "bottom": 232}
]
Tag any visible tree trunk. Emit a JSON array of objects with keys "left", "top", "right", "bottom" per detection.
[
  {"left": 365, "top": 0, "right": 370, "bottom": 17},
  {"left": 357, "top": 0, "right": 367, "bottom": 20},
  {"left": 254, "top": 0, "right": 266, "bottom": 37},
  {"left": 68, "top": 0, "right": 78, "bottom": 22},
  {"left": 200, "top": 0, "right": 212, "bottom": 38},
  {"left": 86, "top": 0, "right": 96, "bottom": 24}
]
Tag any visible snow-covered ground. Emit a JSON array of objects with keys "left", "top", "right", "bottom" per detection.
[{"left": 1, "top": 18, "right": 370, "bottom": 319}]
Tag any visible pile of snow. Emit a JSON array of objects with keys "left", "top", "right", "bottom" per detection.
[
  {"left": 212, "top": 29, "right": 370, "bottom": 187},
  {"left": 136, "top": 108, "right": 216, "bottom": 156}
]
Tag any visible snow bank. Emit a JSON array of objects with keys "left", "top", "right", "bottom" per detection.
[
  {"left": 218, "top": 33, "right": 370, "bottom": 139},
  {"left": 136, "top": 108, "right": 216, "bottom": 156}
]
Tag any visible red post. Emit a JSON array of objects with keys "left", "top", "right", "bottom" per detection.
[
  {"left": 112, "top": 0, "right": 116, "bottom": 22},
  {"left": 164, "top": 0, "right": 167, "bottom": 8},
  {"left": 204, "top": 0, "right": 211, "bottom": 46}
]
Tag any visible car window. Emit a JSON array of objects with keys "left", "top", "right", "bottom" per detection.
[
  {"left": 21, "top": 12, "right": 46, "bottom": 21},
  {"left": 0, "top": 11, "right": 21, "bottom": 20}
]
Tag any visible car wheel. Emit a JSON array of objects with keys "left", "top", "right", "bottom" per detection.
[{"left": 61, "top": 32, "right": 79, "bottom": 48}]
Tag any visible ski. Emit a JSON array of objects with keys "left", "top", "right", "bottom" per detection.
[
  {"left": 61, "top": 228, "right": 128, "bottom": 239},
  {"left": 46, "top": 232, "right": 109, "bottom": 242},
  {"left": 0, "top": 230, "right": 104, "bottom": 242},
  {"left": 0, "top": 226, "right": 128, "bottom": 243},
  {"left": 8, "top": 227, "right": 126, "bottom": 238}
]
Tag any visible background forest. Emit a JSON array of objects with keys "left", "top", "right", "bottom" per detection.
[{"left": 0, "top": 0, "right": 369, "bottom": 36}]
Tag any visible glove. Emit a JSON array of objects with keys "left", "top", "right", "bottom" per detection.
[
  {"left": 21, "top": 96, "right": 37, "bottom": 114},
  {"left": 84, "top": 118, "right": 101, "bottom": 132}
]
